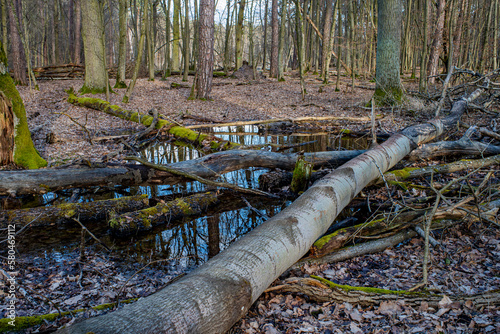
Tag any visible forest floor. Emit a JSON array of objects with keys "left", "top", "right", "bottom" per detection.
[{"left": 3, "top": 71, "right": 499, "bottom": 333}]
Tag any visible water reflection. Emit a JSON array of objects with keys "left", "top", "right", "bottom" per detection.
[{"left": 8, "top": 126, "right": 369, "bottom": 270}]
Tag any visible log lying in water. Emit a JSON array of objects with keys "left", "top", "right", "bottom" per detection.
[
  {"left": 109, "top": 192, "right": 219, "bottom": 236},
  {"left": 0, "top": 195, "right": 149, "bottom": 229},
  {"left": 0, "top": 150, "right": 364, "bottom": 196}
]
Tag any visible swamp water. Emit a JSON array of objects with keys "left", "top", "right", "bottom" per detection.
[{"left": 8, "top": 125, "right": 369, "bottom": 270}]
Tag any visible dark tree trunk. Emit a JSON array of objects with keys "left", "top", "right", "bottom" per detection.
[
  {"left": 269, "top": 0, "right": 279, "bottom": 77},
  {"left": 196, "top": 0, "right": 215, "bottom": 99}
]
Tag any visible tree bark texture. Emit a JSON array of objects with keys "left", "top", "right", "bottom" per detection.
[
  {"left": 74, "top": 0, "right": 82, "bottom": 64},
  {"left": 54, "top": 90, "right": 479, "bottom": 334},
  {"left": 6, "top": 0, "right": 27, "bottom": 85},
  {"left": 235, "top": 0, "right": 245, "bottom": 69},
  {"left": 0, "top": 91, "right": 13, "bottom": 165},
  {"left": 0, "top": 41, "right": 46, "bottom": 169},
  {"left": 269, "top": 0, "right": 279, "bottom": 77},
  {"left": 115, "top": 0, "right": 128, "bottom": 88},
  {"left": 80, "top": 0, "right": 108, "bottom": 93},
  {"left": 427, "top": 0, "right": 446, "bottom": 84},
  {"left": 0, "top": 149, "right": 363, "bottom": 196},
  {"left": 375, "top": 0, "right": 403, "bottom": 104},
  {"left": 196, "top": 0, "right": 215, "bottom": 99}
]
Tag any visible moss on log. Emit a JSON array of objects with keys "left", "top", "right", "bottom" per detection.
[
  {"left": 109, "top": 192, "right": 219, "bottom": 235},
  {"left": 290, "top": 156, "right": 312, "bottom": 193},
  {"left": 67, "top": 94, "right": 240, "bottom": 151},
  {"left": 0, "top": 298, "right": 138, "bottom": 333},
  {"left": 0, "top": 195, "right": 149, "bottom": 229},
  {"left": 0, "top": 41, "right": 46, "bottom": 169}
]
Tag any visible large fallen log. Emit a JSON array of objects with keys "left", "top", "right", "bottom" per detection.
[
  {"left": 0, "top": 150, "right": 363, "bottom": 195},
  {"left": 54, "top": 87, "right": 483, "bottom": 332}
]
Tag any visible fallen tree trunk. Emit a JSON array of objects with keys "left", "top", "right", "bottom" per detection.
[
  {"left": 270, "top": 276, "right": 500, "bottom": 308},
  {"left": 0, "top": 195, "right": 149, "bottom": 229},
  {"left": 0, "top": 150, "right": 363, "bottom": 195},
  {"left": 67, "top": 94, "right": 240, "bottom": 151},
  {"left": 55, "top": 91, "right": 482, "bottom": 334},
  {"left": 380, "top": 154, "right": 500, "bottom": 184},
  {"left": 408, "top": 138, "right": 500, "bottom": 161},
  {"left": 109, "top": 192, "right": 219, "bottom": 235}
]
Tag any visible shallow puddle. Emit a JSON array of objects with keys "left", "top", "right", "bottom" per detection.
[{"left": 4, "top": 126, "right": 370, "bottom": 269}]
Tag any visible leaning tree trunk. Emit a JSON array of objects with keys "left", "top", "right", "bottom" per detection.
[
  {"left": 0, "top": 41, "right": 46, "bottom": 169},
  {"left": 54, "top": 89, "right": 483, "bottom": 334}
]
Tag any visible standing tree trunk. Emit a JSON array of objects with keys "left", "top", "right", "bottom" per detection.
[
  {"left": 261, "top": 0, "right": 268, "bottom": 71},
  {"left": 115, "top": 0, "right": 128, "bottom": 88},
  {"left": 74, "top": 0, "right": 82, "bottom": 64},
  {"left": 123, "top": 0, "right": 148, "bottom": 103},
  {"left": 182, "top": 0, "right": 190, "bottom": 81},
  {"left": 0, "top": 41, "right": 46, "bottom": 169},
  {"left": 427, "top": 0, "right": 445, "bottom": 85},
  {"left": 172, "top": 0, "right": 181, "bottom": 71},
  {"left": 277, "top": 0, "right": 287, "bottom": 80},
  {"left": 6, "top": 0, "right": 26, "bottom": 85},
  {"left": 1, "top": 0, "right": 7, "bottom": 56},
  {"left": 321, "top": 0, "right": 333, "bottom": 82},
  {"left": 419, "top": 0, "right": 429, "bottom": 93},
  {"left": 162, "top": 0, "right": 172, "bottom": 78},
  {"left": 196, "top": 0, "right": 215, "bottom": 100},
  {"left": 269, "top": 0, "right": 278, "bottom": 77},
  {"left": 235, "top": 0, "right": 245, "bottom": 69},
  {"left": 80, "top": 0, "right": 109, "bottom": 94},
  {"left": 147, "top": 0, "right": 155, "bottom": 81},
  {"left": 295, "top": 0, "right": 305, "bottom": 99},
  {"left": 223, "top": 0, "right": 234, "bottom": 72},
  {"left": 374, "top": 0, "right": 403, "bottom": 105}
]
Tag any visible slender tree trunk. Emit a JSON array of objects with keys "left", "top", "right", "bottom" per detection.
[
  {"left": 6, "top": 0, "right": 26, "bottom": 85},
  {"left": 235, "top": 0, "right": 245, "bottom": 69},
  {"left": 335, "top": 2, "right": 341, "bottom": 91},
  {"left": 182, "top": 0, "right": 190, "bottom": 81},
  {"left": 53, "top": 0, "right": 60, "bottom": 64},
  {"left": 419, "top": 0, "right": 429, "bottom": 92},
  {"left": 115, "top": 0, "right": 128, "bottom": 88},
  {"left": 1, "top": 0, "right": 6, "bottom": 56},
  {"left": 172, "top": 0, "right": 181, "bottom": 70},
  {"left": 123, "top": 0, "right": 148, "bottom": 103},
  {"left": 277, "top": 0, "right": 286, "bottom": 80},
  {"left": 494, "top": 0, "right": 499, "bottom": 69},
  {"left": 147, "top": 0, "right": 155, "bottom": 80},
  {"left": 269, "top": 0, "right": 278, "bottom": 77},
  {"left": 223, "top": 0, "right": 233, "bottom": 72},
  {"left": 80, "top": 0, "right": 109, "bottom": 94},
  {"left": 427, "top": 0, "right": 445, "bottom": 84},
  {"left": 261, "top": 0, "right": 268, "bottom": 70},
  {"left": 162, "top": 0, "right": 171, "bottom": 77},
  {"left": 295, "top": 0, "right": 305, "bottom": 99},
  {"left": 196, "top": 0, "right": 215, "bottom": 99},
  {"left": 374, "top": 0, "right": 403, "bottom": 104},
  {"left": 74, "top": 0, "right": 82, "bottom": 64}
]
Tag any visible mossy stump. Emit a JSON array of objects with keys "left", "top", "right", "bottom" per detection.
[{"left": 290, "top": 156, "right": 312, "bottom": 193}]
